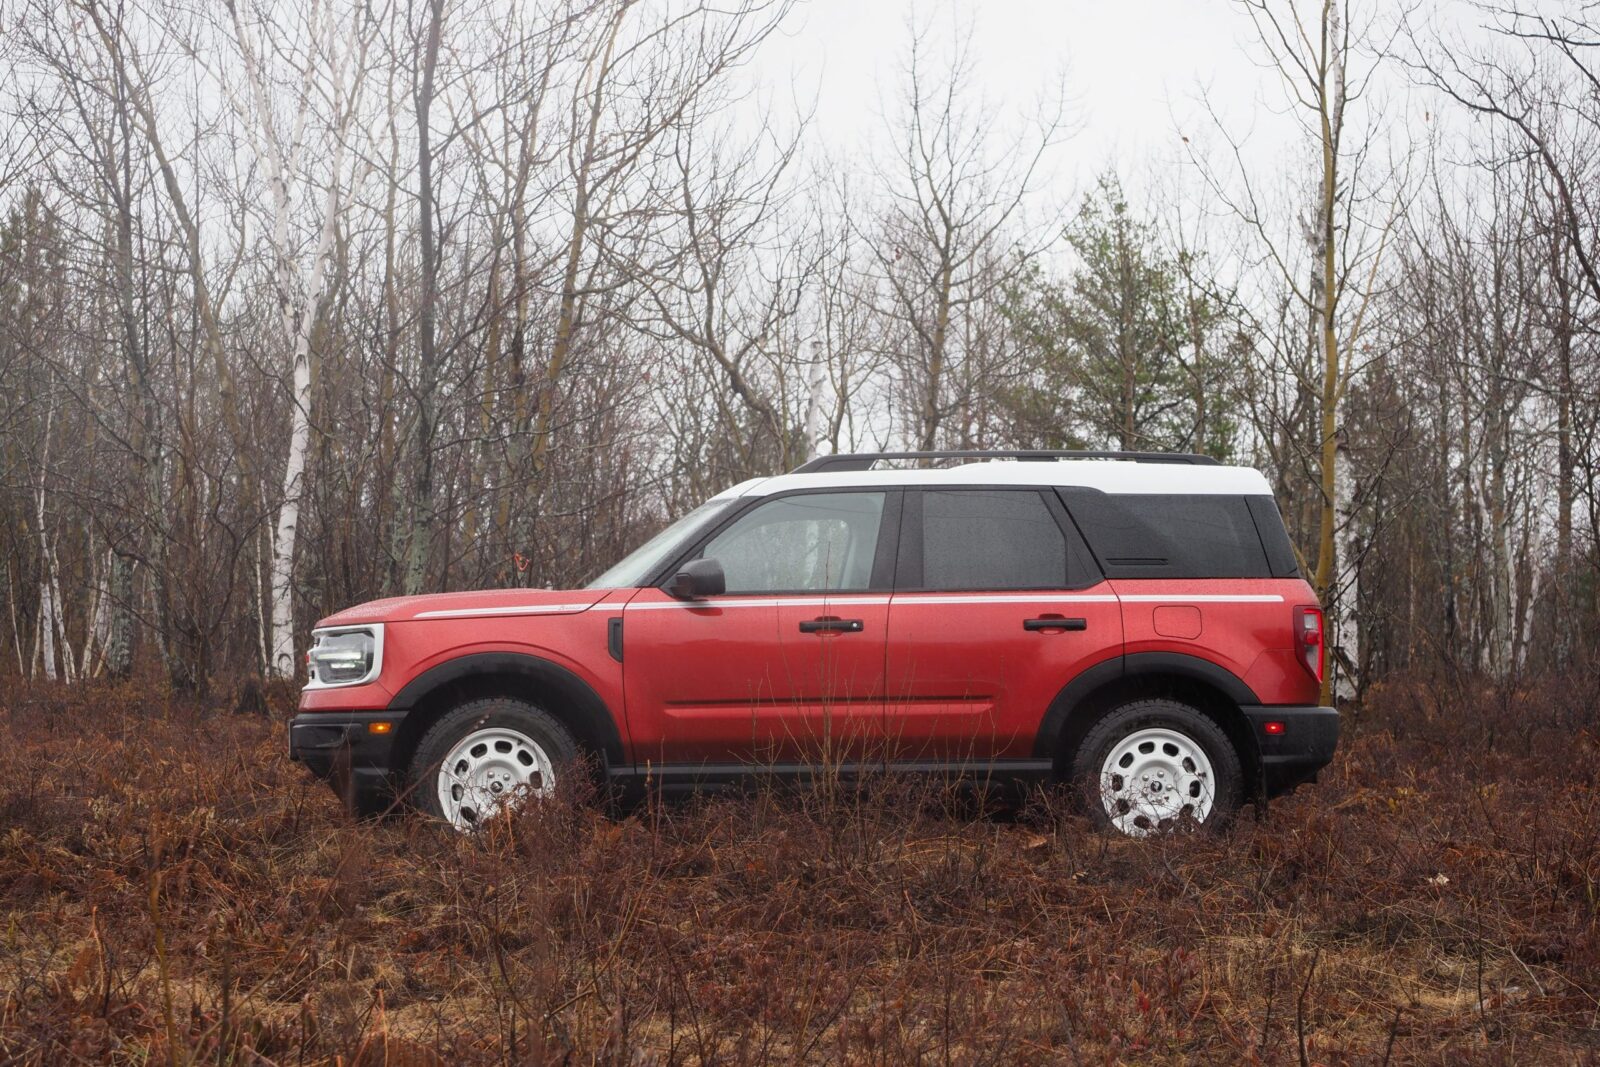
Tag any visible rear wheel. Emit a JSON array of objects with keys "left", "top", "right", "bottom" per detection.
[
  {"left": 411, "top": 697, "right": 578, "bottom": 831},
  {"left": 1071, "top": 699, "right": 1243, "bottom": 836}
]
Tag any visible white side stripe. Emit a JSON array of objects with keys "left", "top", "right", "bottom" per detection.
[
  {"left": 1117, "top": 594, "right": 1283, "bottom": 603},
  {"left": 627, "top": 592, "right": 1282, "bottom": 610},
  {"left": 631, "top": 597, "right": 891, "bottom": 610},
  {"left": 414, "top": 603, "right": 597, "bottom": 619},
  {"left": 893, "top": 594, "right": 1118, "bottom": 605},
  {"left": 410, "top": 592, "right": 1284, "bottom": 620}
]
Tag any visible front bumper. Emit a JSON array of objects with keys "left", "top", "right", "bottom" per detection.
[
  {"left": 1243, "top": 705, "right": 1339, "bottom": 796},
  {"left": 288, "top": 711, "right": 407, "bottom": 815}
]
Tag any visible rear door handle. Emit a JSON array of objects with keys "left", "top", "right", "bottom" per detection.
[
  {"left": 800, "top": 617, "right": 864, "bottom": 634},
  {"left": 1024, "top": 616, "right": 1087, "bottom": 632}
]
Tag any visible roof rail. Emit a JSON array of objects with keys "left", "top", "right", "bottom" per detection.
[{"left": 791, "top": 449, "right": 1221, "bottom": 474}]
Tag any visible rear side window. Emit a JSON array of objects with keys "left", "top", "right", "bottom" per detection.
[
  {"left": 1059, "top": 490, "right": 1276, "bottom": 579},
  {"left": 921, "top": 490, "right": 1068, "bottom": 590}
]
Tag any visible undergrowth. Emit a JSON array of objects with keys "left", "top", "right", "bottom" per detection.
[{"left": 0, "top": 673, "right": 1597, "bottom": 1064}]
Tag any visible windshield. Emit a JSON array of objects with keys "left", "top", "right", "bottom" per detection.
[{"left": 585, "top": 499, "right": 738, "bottom": 589}]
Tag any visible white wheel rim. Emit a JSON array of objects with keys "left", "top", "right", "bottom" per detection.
[
  {"left": 436, "top": 726, "right": 554, "bottom": 830},
  {"left": 1098, "top": 726, "right": 1215, "bottom": 836}
]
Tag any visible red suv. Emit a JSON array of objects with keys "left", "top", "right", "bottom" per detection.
[{"left": 291, "top": 451, "right": 1337, "bottom": 835}]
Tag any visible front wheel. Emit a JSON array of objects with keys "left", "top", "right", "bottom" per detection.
[
  {"left": 1071, "top": 699, "right": 1243, "bottom": 836},
  {"left": 411, "top": 697, "right": 579, "bottom": 831}
]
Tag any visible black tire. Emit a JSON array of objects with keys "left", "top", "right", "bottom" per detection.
[
  {"left": 410, "top": 697, "right": 579, "bottom": 827},
  {"left": 1070, "top": 699, "right": 1243, "bottom": 835}
]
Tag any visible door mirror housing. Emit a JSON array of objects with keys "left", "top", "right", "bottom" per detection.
[{"left": 665, "top": 557, "right": 726, "bottom": 600}]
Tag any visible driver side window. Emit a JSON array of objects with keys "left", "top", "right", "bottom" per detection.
[{"left": 702, "top": 492, "right": 886, "bottom": 593}]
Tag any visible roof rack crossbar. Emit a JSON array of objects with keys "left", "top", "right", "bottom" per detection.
[{"left": 791, "top": 449, "right": 1221, "bottom": 474}]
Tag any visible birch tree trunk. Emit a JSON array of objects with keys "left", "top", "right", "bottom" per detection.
[
  {"left": 223, "top": 0, "right": 366, "bottom": 675},
  {"left": 1311, "top": 0, "right": 1351, "bottom": 706},
  {"left": 1205, "top": 0, "right": 1383, "bottom": 706},
  {"left": 106, "top": 47, "right": 145, "bottom": 680},
  {"left": 1332, "top": 435, "right": 1359, "bottom": 699},
  {"left": 35, "top": 401, "right": 59, "bottom": 683},
  {"left": 804, "top": 340, "right": 829, "bottom": 460}
]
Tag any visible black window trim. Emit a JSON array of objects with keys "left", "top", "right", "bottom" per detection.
[
  {"left": 1042, "top": 488, "right": 1104, "bottom": 586},
  {"left": 1244, "top": 494, "right": 1301, "bottom": 578},
  {"left": 645, "top": 486, "right": 903, "bottom": 595},
  {"left": 894, "top": 486, "right": 1103, "bottom": 593},
  {"left": 1056, "top": 485, "right": 1278, "bottom": 580}
]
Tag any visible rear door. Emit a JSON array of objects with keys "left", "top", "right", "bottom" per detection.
[
  {"left": 623, "top": 489, "right": 898, "bottom": 766},
  {"left": 884, "top": 488, "right": 1123, "bottom": 763}
]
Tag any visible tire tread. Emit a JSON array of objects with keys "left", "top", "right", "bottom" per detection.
[
  {"left": 1070, "top": 698, "right": 1244, "bottom": 832},
  {"left": 409, "top": 696, "right": 578, "bottom": 823}
]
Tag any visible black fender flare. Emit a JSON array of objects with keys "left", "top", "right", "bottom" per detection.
[
  {"left": 1032, "top": 652, "right": 1261, "bottom": 761},
  {"left": 387, "top": 652, "right": 626, "bottom": 766}
]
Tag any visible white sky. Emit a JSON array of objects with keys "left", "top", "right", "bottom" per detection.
[{"left": 758, "top": 0, "right": 1305, "bottom": 190}]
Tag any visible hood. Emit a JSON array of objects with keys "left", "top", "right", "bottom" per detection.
[{"left": 315, "top": 588, "right": 611, "bottom": 627}]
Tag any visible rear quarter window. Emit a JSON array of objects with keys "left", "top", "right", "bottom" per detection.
[
  {"left": 1245, "top": 495, "right": 1301, "bottom": 577},
  {"left": 1058, "top": 489, "right": 1280, "bottom": 579}
]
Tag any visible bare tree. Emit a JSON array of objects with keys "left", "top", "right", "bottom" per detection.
[
  {"left": 208, "top": 0, "right": 376, "bottom": 672},
  {"left": 864, "top": 15, "right": 1072, "bottom": 451},
  {"left": 1407, "top": 3, "right": 1600, "bottom": 660},
  {"left": 1189, "top": 0, "right": 1400, "bottom": 701},
  {"left": 640, "top": 107, "right": 812, "bottom": 475},
  {"left": 398, "top": 0, "right": 446, "bottom": 595},
  {"left": 3, "top": 0, "right": 1600, "bottom": 695}
]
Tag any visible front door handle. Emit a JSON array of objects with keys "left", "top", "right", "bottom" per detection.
[
  {"left": 800, "top": 617, "right": 864, "bottom": 634},
  {"left": 1024, "top": 616, "right": 1087, "bottom": 632}
]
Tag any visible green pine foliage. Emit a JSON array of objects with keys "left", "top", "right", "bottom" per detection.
[{"left": 1001, "top": 172, "right": 1242, "bottom": 459}]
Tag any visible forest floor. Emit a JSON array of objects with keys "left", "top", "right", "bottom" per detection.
[{"left": 0, "top": 675, "right": 1597, "bottom": 1065}]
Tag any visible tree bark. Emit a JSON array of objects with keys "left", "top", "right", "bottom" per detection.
[{"left": 402, "top": 0, "right": 447, "bottom": 595}]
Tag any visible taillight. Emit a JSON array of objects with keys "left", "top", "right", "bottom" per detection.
[{"left": 1295, "top": 605, "right": 1324, "bottom": 683}]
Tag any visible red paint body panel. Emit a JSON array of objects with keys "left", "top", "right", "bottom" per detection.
[
  {"left": 316, "top": 587, "right": 608, "bottom": 627},
  {"left": 883, "top": 587, "right": 1124, "bottom": 760},
  {"left": 292, "top": 462, "right": 1340, "bottom": 817},
  {"left": 1110, "top": 578, "right": 1320, "bottom": 706},
  {"left": 620, "top": 589, "right": 890, "bottom": 764},
  {"left": 299, "top": 546, "right": 1321, "bottom": 766},
  {"left": 297, "top": 577, "right": 1320, "bottom": 759},
  {"left": 299, "top": 589, "right": 631, "bottom": 735},
  {"left": 1242, "top": 648, "right": 1318, "bottom": 706}
]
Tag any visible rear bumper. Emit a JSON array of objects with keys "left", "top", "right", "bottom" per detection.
[
  {"left": 1243, "top": 705, "right": 1339, "bottom": 796},
  {"left": 288, "top": 711, "right": 407, "bottom": 815}
]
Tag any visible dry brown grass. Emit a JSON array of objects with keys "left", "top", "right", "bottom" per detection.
[{"left": 0, "top": 674, "right": 1597, "bottom": 1064}]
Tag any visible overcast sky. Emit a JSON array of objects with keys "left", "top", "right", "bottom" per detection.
[
  {"left": 759, "top": 0, "right": 1307, "bottom": 187},
  {"left": 744, "top": 0, "right": 1544, "bottom": 225}
]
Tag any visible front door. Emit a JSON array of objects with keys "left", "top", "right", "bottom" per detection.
[
  {"left": 623, "top": 490, "right": 897, "bottom": 767},
  {"left": 884, "top": 488, "right": 1124, "bottom": 762}
]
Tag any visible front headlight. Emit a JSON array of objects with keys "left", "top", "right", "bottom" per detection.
[{"left": 306, "top": 625, "right": 383, "bottom": 687}]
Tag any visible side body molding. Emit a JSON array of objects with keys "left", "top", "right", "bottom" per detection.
[
  {"left": 387, "top": 652, "right": 627, "bottom": 766},
  {"left": 1032, "top": 652, "right": 1263, "bottom": 760}
]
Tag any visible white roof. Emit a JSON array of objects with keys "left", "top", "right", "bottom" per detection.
[{"left": 715, "top": 459, "right": 1272, "bottom": 499}]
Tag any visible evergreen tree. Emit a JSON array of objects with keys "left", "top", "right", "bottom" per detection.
[{"left": 1002, "top": 172, "right": 1239, "bottom": 457}]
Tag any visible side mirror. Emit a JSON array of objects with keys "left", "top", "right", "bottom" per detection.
[{"left": 665, "top": 557, "right": 726, "bottom": 600}]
